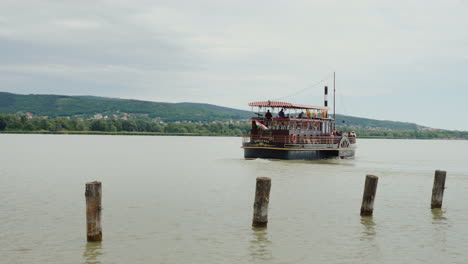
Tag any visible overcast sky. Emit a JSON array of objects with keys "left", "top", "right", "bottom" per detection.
[{"left": 1, "top": 0, "right": 467, "bottom": 130}]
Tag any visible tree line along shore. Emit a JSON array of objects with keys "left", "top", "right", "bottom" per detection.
[
  {"left": 0, "top": 114, "right": 467, "bottom": 139},
  {"left": 0, "top": 114, "right": 248, "bottom": 136}
]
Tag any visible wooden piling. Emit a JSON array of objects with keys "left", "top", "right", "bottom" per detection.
[
  {"left": 431, "top": 170, "right": 446, "bottom": 209},
  {"left": 252, "top": 177, "right": 271, "bottom": 227},
  {"left": 360, "top": 175, "right": 378, "bottom": 216},
  {"left": 85, "top": 181, "right": 102, "bottom": 242}
]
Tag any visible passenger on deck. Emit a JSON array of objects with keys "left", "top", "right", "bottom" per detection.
[
  {"left": 306, "top": 109, "right": 312, "bottom": 118},
  {"left": 298, "top": 112, "right": 304, "bottom": 118},
  {"left": 278, "top": 109, "right": 285, "bottom": 118},
  {"left": 265, "top": 110, "right": 272, "bottom": 120}
]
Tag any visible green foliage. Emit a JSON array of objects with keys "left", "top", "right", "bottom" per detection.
[
  {"left": 90, "top": 120, "right": 108, "bottom": 131},
  {"left": 335, "top": 114, "right": 421, "bottom": 131},
  {"left": 1, "top": 113, "right": 467, "bottom": 139},
  {"left": 0, "top": 115, "right": 9, "bottom": 130},
  {"left": 0, "top": 114, "right": 251, "bottom": 136},
  {"left": 0, "top": 92, "right": 252, "bottom": 122},
  {"left": 0, "top": 92, "right": 465, "bottom": 134},
  {"left": 337, "top": 126, "right": 468, "bottom": 140}
]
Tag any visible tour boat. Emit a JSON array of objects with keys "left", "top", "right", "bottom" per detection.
[{"left": 241, "top": 83, "right": 356, "bottom": 160}]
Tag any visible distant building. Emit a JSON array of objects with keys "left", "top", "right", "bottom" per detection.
[{"left": 93, "top": 114, "right": 103, "bottom": 120}]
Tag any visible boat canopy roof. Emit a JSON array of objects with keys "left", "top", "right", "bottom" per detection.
[{"left": 248, "top": 101, "right": 328, "bottom": 110}]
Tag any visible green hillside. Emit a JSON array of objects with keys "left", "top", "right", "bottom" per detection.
[
  {"left": 0, "top": 92, "right": 251, "bottom": 122},
  {"left": 334, "top": 114, "right": 421, "bottom": 130},
  {"left": 0, "top": 92, "right": 427, "bottom": 130}
]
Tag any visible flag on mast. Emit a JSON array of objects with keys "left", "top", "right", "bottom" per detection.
[{"left": 253, "top": 119, "right": 268, "bottom": 130}]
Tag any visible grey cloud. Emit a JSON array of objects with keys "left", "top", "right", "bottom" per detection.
[{"left": 0, "top": 0, "right": 468, "bottom": 129}]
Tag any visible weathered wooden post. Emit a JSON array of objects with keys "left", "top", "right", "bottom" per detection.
[
  {"left": 360, "top": 175, "right": 378, "bottom": 216},
  {"left": 252, "top": 177, "right": 271, "bottom": 227},
  {"left": 85, "top": 181, "right": 102, "bottom": 242},
  {"left": 431, "top": 170, "right": 446, "bottom": 209}
]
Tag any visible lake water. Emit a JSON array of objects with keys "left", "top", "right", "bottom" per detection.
[{"left": 1, "top": 135, "right": 468, "bottom": 264}]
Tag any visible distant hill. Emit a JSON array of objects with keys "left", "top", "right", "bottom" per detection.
[
  {"left": 0, "top": 92, "right": 429, "bottom": 130},
  {"left": 334, "top": 114, "right": 423, "bottom": 131},
  {"left": 0, "top": 92, "right": 251, "bottom": 122}
]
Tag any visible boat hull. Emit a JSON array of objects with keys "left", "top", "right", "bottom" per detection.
[{"left": 243, "top": 146, "right": 356, "bottom": 160}]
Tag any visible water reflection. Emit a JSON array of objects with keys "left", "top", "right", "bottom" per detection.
[
  {"left": 357, "top": 216, "right": 382, "bottom": 261},
  {"left": 431, "top": 208, "right": 448, "bottom": 252},
  {"left": 360, "top": 216, "right": 376, "bottom": 239},
  {"left": 249, "top": 227, "right": 273, "bottom": 262},
  {"left": 431, "top": 208, "right": 447, "bottom": 224},
  {"left": 281, "top": 159, "right": 356, "bottom": 167},
  {"left": 83, "top": 242, "right": 102, "bottom": 264}
]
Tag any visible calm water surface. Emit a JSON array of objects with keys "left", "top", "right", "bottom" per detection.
[{"left": 1, "top": 135, "right": 468, "bottom": 264}]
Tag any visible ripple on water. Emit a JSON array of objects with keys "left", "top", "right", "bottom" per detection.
[{"left": 1, "top": 136, "right": 468, "bottom": 264}]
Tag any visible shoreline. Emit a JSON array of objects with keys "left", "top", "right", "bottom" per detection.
[
  {"left": 0, "top": 130, "right": 207, "bottom": 136},
  {"left": 0, "top": 130, "right": 467, "bottom": 140}
]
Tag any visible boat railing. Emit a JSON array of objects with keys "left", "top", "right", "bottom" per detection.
[
  {"left": 243, "top": 134, "right": 356, "bottom": 145},
  {"left": 251, "top": 116, "right": 326, "bottom": 123}
]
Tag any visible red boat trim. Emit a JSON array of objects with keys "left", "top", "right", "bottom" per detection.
[{"left": 248, "top": 101, "right": 328, "bottom": 110}]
